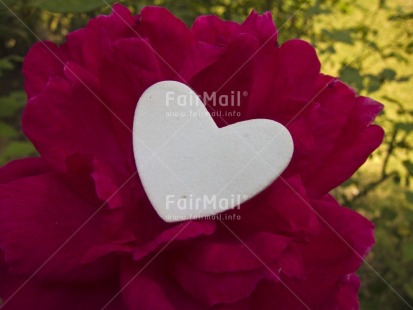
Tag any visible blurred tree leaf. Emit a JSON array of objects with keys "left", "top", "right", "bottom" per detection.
[
  {"left": 381, "top": 206, "right": 397, "bottom": 220},
  {"left": 380, "top": 68, "right": 397, "bottom": 81},
  {"left": 384, "top": 52, "right": 409, "bottom": 63},
  {"left": 402, "top": 242, "right": 413, "bottom": 263},
  {"left": 322, "top": 29, "right": 353, "bottom": 44},
  {"left": 403, "top": 280, "right": 413, "bottom": 299},
  {"left": 396, "top": 75, "right": 411, "bottom": 82},
  {"left": 393, "top": 173, "right": 401, "bottom": 184},
  {"left": 389, "top": 12, "right": 413, "bottom": 20},
  {"left": 403, "top": 160, "right": 413, "bottom": 175},
  {"left": 382, "top": 95, "right": 401, "bottom": 104},
  {"left": 0, "top": 141, "right": 36, "bottom": 164},
  {"left": 406, "top": 191, "right": 413, "bottom": 203},
  {"left": 406, "top": 42, "right": 413, "bottom": 54},
  {"left": 396, "top": 122, "right": 413, "bottom": 131},
  {"left": 0, "top": 91, "right": 26, "bottom": 118},
  {"left": 0, "top": 0, "right": 17, "bottom": 7},
  {"left": 0, "top": 122, "right": 17, "bottom": 138},
  {"left": 340, "top": 66, "right": 363, "bottom": 90},
  {"left": 306, "top": 5, "right": 331, "bottom": 16},
  {"left": 365, "top": 74, "right": 381, "bottom": 93},
  {"left": 28, "top": 0, "right": 116, "bottom": 13},
  {"left": 341, "top": 178, "right": 356, "bottom": 188},
  {"left": 324, "top": 45, "right": 336, "bottom": 54},
  {"left": 0, "top": 57, "right": 14, "bottom": 77}
]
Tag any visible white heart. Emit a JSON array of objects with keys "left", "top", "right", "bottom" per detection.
[{"left": 133, "top": 81, "right": 293, "bottom": 222}]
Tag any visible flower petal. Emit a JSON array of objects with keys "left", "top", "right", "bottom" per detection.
[
  {"left": 183, "top": 231, "right": 290, "bottom": 272},
  {"left": 120, "top": 257, "right": 205, "bottom": 310},
  {"left": 191, "top": 15, "right": 240, "bottom": 46},
  {"left": 0, "top": 251, "right": 124, "bottom": 310},
  {"left": 0, "top": 160, "right": 118, "bottom": 282},
  {"left": 190, "top": 33, "right": 259, "bottom": 126},
  {"left": 240, "top": 11, "right": 277, "bottom": 45},
  {"left": 232, "top": 177, "right": 320, "bottom": 239},
  {"left": 133, "top": 220, "right": 215, "bottom": 261}
]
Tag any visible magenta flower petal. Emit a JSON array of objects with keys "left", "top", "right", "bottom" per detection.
[
  {"left": 234, "top": 178, "right": 320, "bottom": 238},
  {"left": 190, "top": 33, "right": 259, "bottom": 126},
  {"left": 249, "top": 197, "right": 373, "bottom": 309},
  {"left": 302, "top": 197, "right": 374, "bottom": 276},
  {"left": 133, "top": 220, "right": 216, "bottom": 260},
  {"left": 183, "top": 231, "right": 291, "bottom": 272},
  {"left": 0, "top": 159, "right": 117, "bottom": 282},
  {"left": 240, "top": 11, "right": 277, "bottom": 45},
  {"left": 250, "top": 273, "right": 360, "bottom": 310},
  {"left": 1, "top": 4, "right": 383, "bottom": 308},
  {"left": 0, "top": 251, "right": 124, "bottom": 310},
  {"left": 171, "top": 258, "right": 271, "bottom": 306},
  {"left": 23, "top": 41, "right": 66, "bottom": 99},
  {"left": 0, "top": 158, "right": 48, "bottom": 183},
  {"left": 192, "top": 15, "right": 240, "bottom": 45},
  {"left": 22, "top": 75, "right": 126, "bottom": 173},
  {"left": 192, "top": 9, "right": 276, "bottom": 47},
  {"left": 120, "top": 257, "right": 207, "bottom": 309}
]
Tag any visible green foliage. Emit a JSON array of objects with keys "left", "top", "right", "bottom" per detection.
[
  {"left": 355, "top": 185, "right": 413, "bottom": 309},
  {"left": 0, "top": 0, "right": 412, "bottom": 309},
  {"left": 0, "top": 0, "right": 17, "bottom": 6},
  {"left": 340, "top": 66, "right": 364, "bottom": 90},
  {"left": 0, "top": 91, "right": 25, "bottom": 118},
  {"left": 28, "top": 0, "right": 116, "bottom": 13},
  {"left": 0, "top": 140, "right": 36, "bottom": 163},
  {"left": 0, "top": 90, "right": 35, "bottom": 163}
]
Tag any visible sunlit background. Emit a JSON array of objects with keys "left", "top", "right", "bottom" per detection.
[{"left": 0, "top": 0, "right": 412, "bottom": 308}]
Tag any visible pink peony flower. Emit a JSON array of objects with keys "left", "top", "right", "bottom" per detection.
[{"left": 0, "top": 4, "right": 383, "bottom": 309}]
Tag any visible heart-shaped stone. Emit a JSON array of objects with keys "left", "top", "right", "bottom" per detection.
[{"left": 133, "top": 81, "right": 293, "bottom": 222}]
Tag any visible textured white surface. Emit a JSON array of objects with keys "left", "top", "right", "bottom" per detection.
[{"left": 133, "top": 81, "right": 294, "bottom": 222}]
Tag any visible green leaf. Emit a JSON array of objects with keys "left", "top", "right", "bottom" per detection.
[
  {"left": 0, "top": 122, "right": 17, "bottom": 138},
  {"left": 405, "top": 191, "right": 413, "bottom": 203},
  {"left": 382, "top": 95, "right": 401, "bottom": 104},
  {"left": 306, "top": 5, "right": 332, "bottom": 15},
  {"left": 321, "top": 45, "right": 336, "bottom": 54},
  {"left": 0, "top": 141, "right": 36, "bottom": 164},
  {"left": 0, "top": 57, "right": 14, "bottom": 73},
  {"left": 0, "top": 0, "right": 17, "bottom": 7},
  {"left": 403, "top": 160, "right": 413, "bottom": 175},
  {"left": 406, "top": 42, "right": 413, "bottom": 54},
  {"left": 384, "top": 52, "right": 409, "bottom": 63},
  {"left": 341, "top": 178, "right": 356, "bottom": 188},
  {"left": 339, "top": 66, "right": 363, "bottom": 91},
  {"left": 380, "top": 68, "right": 397, "bottom": 81},
  {"left": 389, "top": 12, "right": 413, "bottom": 20},
  {"left": 405, "top": 209, "right": 413, "bottom": 222},
  {"left": 396, "top": 122, "right": 413, "bottom": 131},
  {"left": 396, "top": 75, "right": 411, "bottom": 82},
  {"left": 381, "top": 207, "right": 397, "bottom": 220},
  {"left": 404, "top": 282, "right": 413, "bottom": 299},
  {"left": 322, "top": 29, "right": 353, "bottom": 45},
  {"left": 28, "top": 0, "right": 116, "bottom": 13},
  {"left": 402, "top": 244, "right": 413, "bottom": 270},
  {"left": 393, "top": 174, "right": 401, "bottom": 184},
  {"left": 0, "top": 91, "right": 26, "bottom": 118},
  {"left": 365, "top": 74, "right": 381, "bottom": 93}
]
